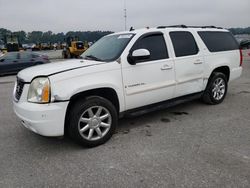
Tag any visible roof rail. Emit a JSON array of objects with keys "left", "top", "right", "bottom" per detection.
[
  {"left": 198, "top": 26, "right": 223, "bottom": 29},
  {"left": 157, "top": 25, "right": 187, "bottom": 29},
  {"left": 157, "top": 25, "right": 223, "bottom": 29}
]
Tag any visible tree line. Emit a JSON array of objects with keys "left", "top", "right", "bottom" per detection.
[
  {"left": 228, "top": 27, "right": 250, "bottom": 35},
  {"left": 0, "top": 28, "right": 113, "bottom": 44},
  {"left": 0, "top": 27, "right": 249, "bottom": 44}
]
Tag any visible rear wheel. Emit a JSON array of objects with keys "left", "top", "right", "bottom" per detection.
[
  {"left": 68, "top": 96, "right": 117, "bottom": 147},
  {"left": 202, "top": 72, "right": 228, "bottom": 105},
  {"left": 62, "top": 50, "right": 68, "bottom": 59}
]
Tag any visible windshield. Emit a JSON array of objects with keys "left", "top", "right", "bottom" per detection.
[{"left": 81, "top": 34, "right": 134, "bottom": 62}]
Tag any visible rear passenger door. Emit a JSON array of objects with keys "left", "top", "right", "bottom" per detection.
[{"left": 169, "top": 31, "right": 204, "bottom": 97}]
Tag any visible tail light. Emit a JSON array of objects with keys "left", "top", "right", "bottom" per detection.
[
  {"left": 240, "top": 49, "right": 243, "bottom": 67},
  {"left": 41, "top": 55, "right": 49, "bottom": 61}
]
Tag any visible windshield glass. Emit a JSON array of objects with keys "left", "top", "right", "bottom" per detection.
[{"left": 81, "top": 34, "right": 134, "bottom": 62}]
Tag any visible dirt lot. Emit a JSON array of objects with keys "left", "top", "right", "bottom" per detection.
[{"left": 0, "top": 57, "right": 250, "bottom": 187}]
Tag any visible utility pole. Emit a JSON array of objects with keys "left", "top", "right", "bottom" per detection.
[{"left": 124, "top": 0, "right": 127, "bottom": 30}]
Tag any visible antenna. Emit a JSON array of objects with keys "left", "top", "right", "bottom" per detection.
[{"left": 124, "top": 0, "right": 127, "bottom": 30}]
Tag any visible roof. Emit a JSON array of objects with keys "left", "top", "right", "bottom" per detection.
[{"left": 110, "top": 25, "right": 228, "bottom": 36}]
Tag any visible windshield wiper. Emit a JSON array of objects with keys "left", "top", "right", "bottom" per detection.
[{"left": 84, "top": 55, "right": 102, "bottom": 61}]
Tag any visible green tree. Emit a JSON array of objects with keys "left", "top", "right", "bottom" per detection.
[
  {"left": 13, "top": 31, "right": 27, "bottom": 43},
  {"left": 0, "top": 28, "right": 113, "bottom": 44},
  {"left": 27, "top": 31, "right": 43, "bottom": 43}
]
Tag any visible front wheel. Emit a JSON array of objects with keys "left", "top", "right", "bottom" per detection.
[
  {"left": 202, "top": 72, "right": 228, "bottom": 105},
  {"left": 67, "top": 96, "right": 118, "bottom": 147}
]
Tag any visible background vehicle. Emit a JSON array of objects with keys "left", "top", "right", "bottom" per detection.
[
  {"left": 0, "top": 51, "right": 49, "bottom": 76},
  {"left": 23, "top": 43, "right": 36, "bottom": 51},
  {"left": 0, "top": 39, "right": 5, "bottom": 51},
  {"left": 62, "top": 36, "right": 88, "bottom": 58},
  {"left": 240, "top": 40, "right": 250, "bottom": 49},
  {"left": 32, "top": 43, "right": 42, "bottom": 51},
  {"left": 240, "top": 40, "right": 250, "bottom": 61},
  {"left": 40, "top": 43, "right": 51, "bottom": 50},
  {"left": 4, "top": 34, "right": 22, "bottom": 52}
]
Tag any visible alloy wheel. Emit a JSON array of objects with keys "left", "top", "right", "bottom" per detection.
[
  {"left": 212, "top": 78, "right": 226, "bottom": 100},
  {"left": 78, "top": 106, "right": 112, "bottom": 141}
]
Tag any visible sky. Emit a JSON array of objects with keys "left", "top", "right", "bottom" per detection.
[{"left": 0, "top": 0, "right": 249, "bottom": 33}]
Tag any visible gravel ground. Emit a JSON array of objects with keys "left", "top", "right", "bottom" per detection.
[{"left": 0, "top": 59, "right": 249, "bottom": 188}]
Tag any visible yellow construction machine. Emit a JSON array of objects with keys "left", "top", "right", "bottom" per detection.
[{"left": 62, "top": 36, "right": 88, "bottom": 58}]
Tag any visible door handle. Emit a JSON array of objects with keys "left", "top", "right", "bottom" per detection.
[
  {"left": 161, "top": 64, "right": 172, "bottom": 70},
  {"left": 194, "top": 59, "right": 203, "bottom": 64}
]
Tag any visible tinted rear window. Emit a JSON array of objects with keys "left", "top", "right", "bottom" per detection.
[
  {"left": 198, "top": 31, "right": 239, "bottom": 52},
  {"left": 170, "top": 31, "right": 199, "bottom": 57}
]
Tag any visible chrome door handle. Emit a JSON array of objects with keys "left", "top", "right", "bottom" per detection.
[
  {"left": 161, "top": 65, "right": 172, "bottom": 70},
  {"left": 194, "top": 59, "right": 203, "bottom": 64}
]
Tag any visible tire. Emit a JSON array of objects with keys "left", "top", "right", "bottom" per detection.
[
  {"left": 67, "top": 96, "right": 118, "bottom": 147},
  {"left": 202, "top": 72, "right": 228, "bottom": 105},
  {"left": 66, "top": 50, "right": 72, "bottom": 58},
  {"left": 62, "top": 51, "right": 67, "bottom": 59}
]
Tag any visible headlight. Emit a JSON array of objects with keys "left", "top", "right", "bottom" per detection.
[{"left": 27, "top": 77, "right": 51, "bottom": 103}]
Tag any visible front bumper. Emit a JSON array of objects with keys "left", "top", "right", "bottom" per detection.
[
  {"left": 14, "top": 101, "right": 69, "bottom": 136},
  {"left": 13, "top": 85, "right": 69, "bottom": 137}
]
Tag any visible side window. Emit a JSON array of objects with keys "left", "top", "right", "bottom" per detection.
[
  {"left": 170, "top": 31, "right": 199, "bottom": 57},
  {"left": 2, "top": 53, "right": 18, "bottom": 62},
  {"left": 20, "top": 53, "right": 32, "bottom": 60},
  {"left": 131, "top": 34, "right": 168, "bottom": 62},
  {"left": 198, "top": 31, "right": 239, "bottom": 52},
  {"left": 32, "top": 54, "right": 39, "bottom": 58}
]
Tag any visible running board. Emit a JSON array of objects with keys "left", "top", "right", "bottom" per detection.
[{"left": 120, "top": 92, "right": 203, "bottom": 118}]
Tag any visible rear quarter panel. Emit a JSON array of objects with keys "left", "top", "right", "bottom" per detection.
[
  {"left": 194, "top": 29, "right": 242, "bottom": 84},
  {"left": 202, "top": 50, "right": 240, "bottom": 79}
]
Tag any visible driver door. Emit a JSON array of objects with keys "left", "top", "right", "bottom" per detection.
[{"left": 121, "top": 32, "right": 176, "bottom": 110}]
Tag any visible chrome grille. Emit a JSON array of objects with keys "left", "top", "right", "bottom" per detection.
[{"left": 15, "top": 79, "right": 25, "bottom": 101}]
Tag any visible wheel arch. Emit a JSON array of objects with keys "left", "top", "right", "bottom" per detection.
[
  {"left": 64, "top": 87, "right": 120, "bottom": 134},
  {"left": 209, "top": 66, "right": 230, "bottom": 82}
]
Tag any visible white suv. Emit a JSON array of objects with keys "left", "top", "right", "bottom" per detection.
[{"left": 13, "top": 25, "right": 243, "bottom": 147}]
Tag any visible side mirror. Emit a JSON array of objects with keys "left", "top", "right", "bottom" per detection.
[
  {"left": 128, "top": 49, "right": 150, "bottom": 65},
  {"left": 0, "top": 59, "right": 4, "bottom": 62}
]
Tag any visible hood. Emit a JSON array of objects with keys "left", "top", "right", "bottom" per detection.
[{"left": 17, "top": 59, "right": 106, "bottom": 82}]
